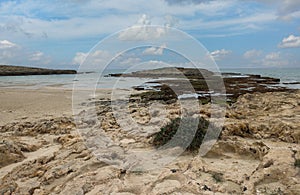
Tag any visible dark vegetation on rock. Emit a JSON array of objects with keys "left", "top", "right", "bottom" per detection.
[
  {"left": 295, "top": 159, "right": 300, "bottom": 168},
  {"left": 131, "top": 84, "right": 177, "bottom": 104},
  {"left": 212, "top": 172, "right": 224, "bottom": 183},
  {"left": 0, "top": 65, "right": 77, "bottom": 76},
  {"left": 152, "top": 116, "right": 215, "bottom": 151}
]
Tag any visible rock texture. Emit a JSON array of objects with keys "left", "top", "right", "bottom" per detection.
[
  {"left": 0, "top": 65, "right": 76, "bottom": 76},
  {"left": 0, "top": 91, "right": 299, "bottom": 194},
  {"left": 118, "top": 67, "right": 293, "bottom": 104}
]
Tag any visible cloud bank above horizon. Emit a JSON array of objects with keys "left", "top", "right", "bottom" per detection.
[{"left": 0, "top": 0, "right": 299, "bottom": 69}]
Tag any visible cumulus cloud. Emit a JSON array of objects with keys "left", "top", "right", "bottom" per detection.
[
  {"left": 72, "top": 50, "right": 111, "bottom": 67},
  {"left": 72, "top": 52, "right": 88, "bottom": 65},
  {"left": 29, "top": 51, "right": 44, "bottom": 61},
  {"left": 118, "top": 14, "right": 168, "bottom": 41},
  {"left": 164, "top": 15, "right": 179, "bottom": 28},
  {"left": 0, "top": 0, "right": 282, "bottom": 41},
  {"left": 143, "top": 44, "right": 166, "bottom": 55},
  {"left": 243, "top": 49, "right": 262, "bottom": 59},
  {"left": 278, "top": 35, "right": 300, "bottom": 48},
  {"left": 262, "top": 52, "right": 289, "bottom": 67},
  {"left": 265, "top": 52, "right": 280, "bottom": 60},
  {"left": 210, "top": 49, "right": 232, "bottom": 60},
  {"left": 136, "top": 14, "right": 151, "bottom": 25},
  {"left": 0, "top": 40, "right": 50, "bottom": 66},
  {"left": 119, "top": 57, "right": 141, "bottom": 65},
  {"left": 0, "top": 40, "right": 18, "bottom": 49},
  {"left": 242, "top": 49, "right": 293, "bottom": 67}
]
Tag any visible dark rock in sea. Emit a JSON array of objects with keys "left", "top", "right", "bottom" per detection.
[
  {"left": 131, "top": 84, "right": 177, "bottom": 104},
  {"left": 123, "top": 67, "right": 294, "bottom": 104},
  {"left": 283, "top": 82, "right": 300, "bottom": 85},
  {"left": 108, "top": 67, "right": 213, "bottom": 79},
  {"left": 0, "top": 65, "right": 77, "bottom": 76},
  {"left": 107, "top": 73, "right": 123, "bottom": 77}
]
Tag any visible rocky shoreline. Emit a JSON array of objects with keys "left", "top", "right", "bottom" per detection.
[
  {"left": 111, "top": 67, "right": 294, "bottom": 104},
  {"left": 0, "top": 89, "right": 299, "bottom": 194},
  {"left": 0, "top": 65, "right": 76, "bottom": 76},
  {"left": 0, "top": 67, "right": 299, "bottom": 194}
]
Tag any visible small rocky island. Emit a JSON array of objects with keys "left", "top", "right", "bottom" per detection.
[
  {"left": 0, "top": 65, "right": 77, "bottom": 76},
  {"left": 109, "top": 67, "right": 293, "bottom": 104}
]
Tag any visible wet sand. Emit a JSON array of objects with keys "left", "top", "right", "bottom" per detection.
[
  {"left": 0, "top": 87, "right": 133, "bottom": 125},
  {"left": 0, "top": 88, "right": 73, "bottom": 125}
]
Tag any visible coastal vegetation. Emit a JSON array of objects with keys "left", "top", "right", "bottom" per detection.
[{"left": 152, "top": 116, "right": 213, "bottom": 151}]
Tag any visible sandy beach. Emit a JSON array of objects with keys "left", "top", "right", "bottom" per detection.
[
  {"left": 0, "top": 88, "right": 73, "bottom": 125},
  {"left": 0, "top": 87, "right": 121, "bottom": 125}
]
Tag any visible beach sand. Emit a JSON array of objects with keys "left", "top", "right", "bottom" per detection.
[
  {"left": 0, "top": 87, "right": 120, "bottom": 125},
  {"left": 0, "top": 88, "right": 73, "bottom": 125}
]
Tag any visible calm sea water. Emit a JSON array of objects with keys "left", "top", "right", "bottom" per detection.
[
  {"left": 221, "top": 67, "right": 300, "bottom": 89},
  {"left": 0, "top": 67, "right": 299, "bottom": 89}
]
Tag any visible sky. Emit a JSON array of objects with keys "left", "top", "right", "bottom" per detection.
[{"left": 0, "top": 0, "right": 300, "bottom": 70}]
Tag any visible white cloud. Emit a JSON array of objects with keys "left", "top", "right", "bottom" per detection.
[
  {"left": 278, "top": 0, "right": 300, "bottom": 20},
  {"left": 0, "top": 40, "right": 18, "bottom": 49},
  {"left": 137, "top": 14, "right": 151, "bottom": 25},
  {"left": 278, "top": 35, "right": 300, "bottom": 48},
  {"left": 241, "top": 50, "right": 294, "bottom": 67},
  {"left": 72, "top": 50, "right": 111, "bottom": 67},
  {"left": 164, "top": 15, "right": 179, "bottom": 28},
  {"left": 265, "top": 52, "right": 280, "bottom": 60},
  {"left": 0, "top": 0, "right": 284, "bottom": 41},
  {"left": 72, "top": 52, "right": 87, "bottom": 65},
  {"left": 29, "top": 51, "right": 44, "bottom": 61},
  {"left": 0, "top": 40, "right": 51, "bottom": 66},
  {"left": 182, "top": 12, "right": 276, "bottom": 31},
  {"left": 119, "top": 57, "right": 141, "bottom": 65},
  {"left": 262, "top": 52, "right": 289, "bottom": 67},
  {"left": 29, "top": 51, "right": 51, "bottom": 65},
  {"left": 250, "top": 0, "right": 300, "bottom": 21},
  {"left": 118, "top": 26, "right": 167, "bottom": 41},
  {"left": 118, "top": 14, "right": 168, "bottom": 41},
  {"left": 210, "top": 49, "right": 232, "bottom": 60},
  {"left": 0, "top": 0, "right": 299, "bottom": 69},
  {"left": 0, "top": 40, "right": 19, "bottom": 63},
  {"left": 243, "top": 49, "right": 262, "bottom": 59},
  {"left": 143, "top": 44, "right": 166, "bottom": 55}
]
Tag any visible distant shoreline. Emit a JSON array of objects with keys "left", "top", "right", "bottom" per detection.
[{"left": 0, "top": 65, "right": 77, "bottom": 76}]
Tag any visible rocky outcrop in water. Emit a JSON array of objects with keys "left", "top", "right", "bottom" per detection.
[{"left": 112, "top": 67, "right": 294, "bottom": 104}]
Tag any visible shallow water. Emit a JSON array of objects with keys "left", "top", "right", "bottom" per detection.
[
  {"left": 0, "top": 67, "right": 299, "bottom": 89},
  {"left": 221, "top": 67, "right": 300, "bottom": 89}
]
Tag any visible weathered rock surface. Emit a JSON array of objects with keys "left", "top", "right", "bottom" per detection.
[
  {"left": 0, "top": 140, "right": 25, "bottom": 168},
  {"left": 112, "top": 67, "right": 293, "bottom": 104},
  {"left": 0, "top": 91, "right": 299, "bottom": 194},
  {"left": 223, "top": 91, "right": 300, "bottom": 143}
]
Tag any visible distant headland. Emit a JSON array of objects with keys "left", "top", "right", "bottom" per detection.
[{"left": 0, "top": 65, "right": 77, "bottom": 76}]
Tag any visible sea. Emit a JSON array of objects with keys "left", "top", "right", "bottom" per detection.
[{"left": 0, "top": 67, "right": 299, "bottom": 90}]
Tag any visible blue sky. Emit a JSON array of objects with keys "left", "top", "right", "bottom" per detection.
[{"left": 0, "top": 0, "right": 300, "bottom": 69}]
